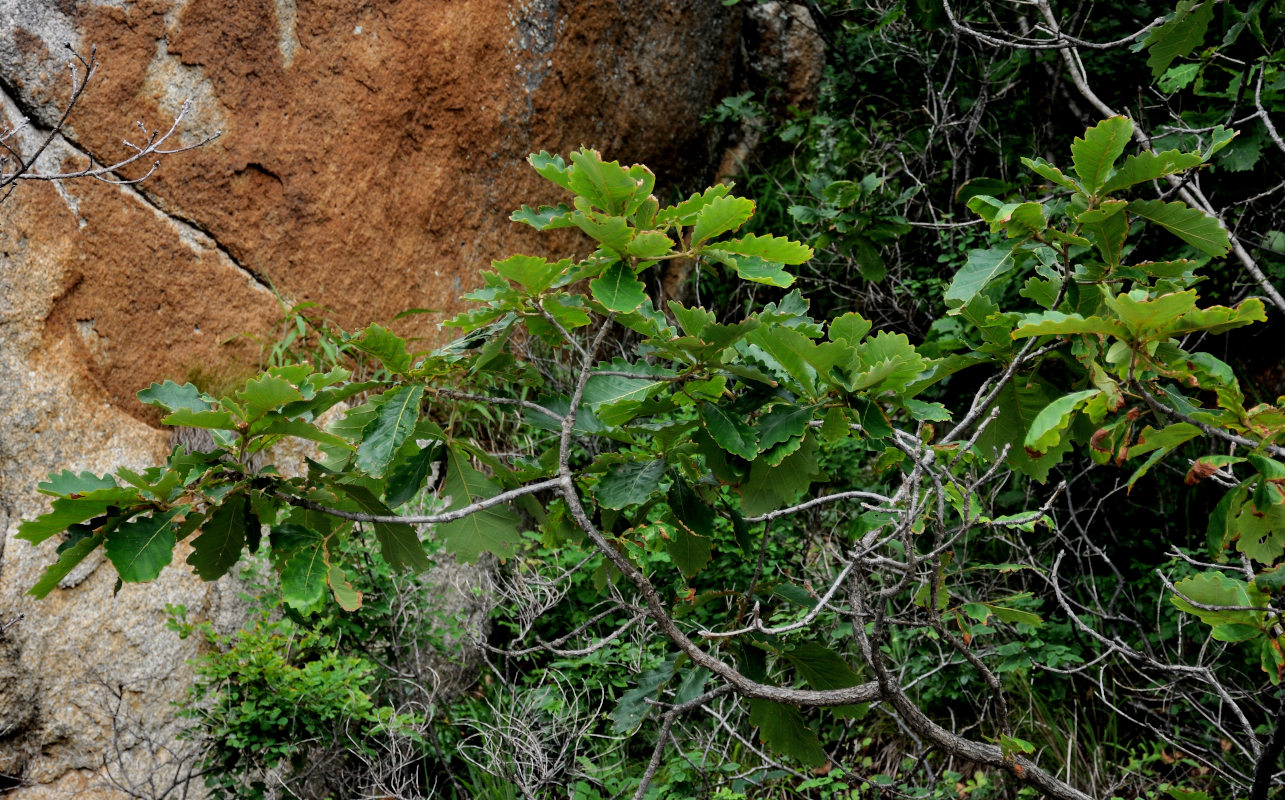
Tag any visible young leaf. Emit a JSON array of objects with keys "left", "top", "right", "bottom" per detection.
[
  {"left": 655, "top": 184, "right": 733, "bottom": 226},
  {"left": 236, "top": 374, "right": 304, "bottom": 422},
  {"left": 626, "top": 230, "right": 675, "bottom": 260},
  {"left": 1070, "top": 117, "right": 1133, "bottom": 196},
  {"left": 511, "top": 203, "right": 576, "bottom": 231},
  {"left": 573, "top": 213, "right": 633, "bottom": 255},
  {"left": 568, "top": 148, "right": 638, "bottom": 215},
  {"left": 492, "top": 254, "right": 571, "bottom": 294},
  {"left": 528, "top": 151, "right": 574, "bottom": 191}
]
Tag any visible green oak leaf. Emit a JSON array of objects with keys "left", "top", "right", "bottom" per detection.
[
  {"left": 590, "top": 262, "right": 647, "bottom": 312},
  {"left": 187, "top": 499, "right": 246, "bottom": 581},
  {"left": 355, "top": 385, "right": 424, "bottom": 478}
]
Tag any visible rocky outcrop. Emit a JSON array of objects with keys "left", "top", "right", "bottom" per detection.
[{"left": 0, "top": 1, "right": 739, "bottom": 795}]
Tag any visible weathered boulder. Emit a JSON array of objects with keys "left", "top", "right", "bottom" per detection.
[{"left": 0, "top": 0, "right": 739, "bottom": 794}]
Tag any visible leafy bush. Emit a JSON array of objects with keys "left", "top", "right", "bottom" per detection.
[{"left": 19, "top": 121, "right": 1285, "bottom": 800}]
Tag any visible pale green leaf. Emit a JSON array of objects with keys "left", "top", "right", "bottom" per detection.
[
  {"left": 655, "top": 184, "right": 732, "bottom": 226},
  {"left": 1126, "top": 199, "right": 1230, "bottom": 256},
  {"left": 327, "top": 564, "right": 363, "bottom": 610},
  {"left": 1025, "top": 389, "right": 1100, "bottom": 453},
  {"left": 493, "top": 254, "right": 571, "bottom": 293},
  {"left": 1071, "top": 117, "right": 1133, "bottom": 195},
  {"left": 1102, "top": 149, "right": 1203, "bottom": 194},
  {"left": 691, "top": 195, "right": 756, "bottom": 245},
  {"left": 944, "top": 244, "right": 1023, "bottom": 307},
  {"left": 138, "top": 381, "right": 212, "bottom": 412},
  {"left": 590, "top": 262, "right": 648, "bottom": 312},
  {"left": 281, "top": 542, "right": 328, "bottom": 609},
  {"left": 717, "top": 232, "right": 814, "bottom": 265},
  {"left": 626, "top": 230, "right": 675, "bottom": 260}
]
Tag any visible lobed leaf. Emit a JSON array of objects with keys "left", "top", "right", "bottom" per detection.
[
  {"left": 589, "top": 262, "right": 648, "bottom": 312},
  {"left": 691, "top": 195, "right": 756, "bottom": 245},
  {"left": 717, "top": 232, "right": 814, "bottom": 265},
  {"left": 1070, "top": 117, "right": 1133, "bottom": 196},
  {"left": 355, "top": 385, "right": 424, "bottom": 478}
]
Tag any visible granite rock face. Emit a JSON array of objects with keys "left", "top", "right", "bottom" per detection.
[{"left": 0, "top": 1, "right": 738, "bottom": 795}]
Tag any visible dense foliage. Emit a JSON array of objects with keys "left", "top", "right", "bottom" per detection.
[{"left": 17, "top": 1, "right": 1285, "bottom": 798}]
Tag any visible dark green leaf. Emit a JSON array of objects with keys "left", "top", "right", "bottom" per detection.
[
  {"left": 355, "top": 385, "right": 424, "bottom": 478},
  {"left": 28, "top": 531, "right": 105, "bottom": 598},
  {"left": 187, "top": 499, "right": 246, "bottom": 581},
  {"left": 438, "top": 505, "right": 522, "bottom": 562},
  {"left": 1144, "top": 0, "right": 1215, "bottom": 78},
  {"left": 748, "top": 699, "right": 826, "bottom": 767},
  {"left": 611, "top": 661, "right": 675, "bottom": 733},
  {"left": 702, "top": 402, "right": 759, "bottom": 460},
  {"left": 597, "top": 459, "right": 667, "bottom": 509},
  {"left": 782, "top": 643, "right": 863, "bottom": 690},
  {"left": 666, "top": 523, "right": 712, "bottom": 578},
  {"left": 667, "top": 476, "right": 716, "bottom": 538},
  {"left": 335, "top": 484, "right": 430, "bottom": 571}
]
